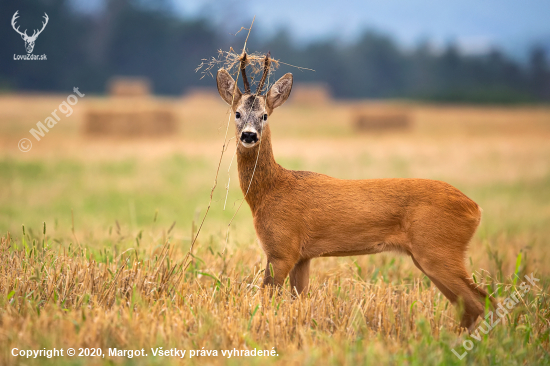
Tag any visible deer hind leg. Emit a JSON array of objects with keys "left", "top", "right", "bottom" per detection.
[
  {"left": 411, "top": 249, "right": 485, "bottom": 331},
  {"left": 411, "top": 255, "right": 458, "bottom": 303},
  {"left": 289, "top": 258, "right": 311, "bottom": 296}
]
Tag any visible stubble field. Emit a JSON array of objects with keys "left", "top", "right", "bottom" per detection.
[{"left": 0, "top": 93, "right": 549, "bottom": 365}]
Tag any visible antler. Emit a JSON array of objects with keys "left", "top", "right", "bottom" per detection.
[
  {"left": 11, "top": 11, "right": 28, "bottom": 38},
  {"left": 256, "top": 51, "right": 271, "bottom": 96},
  {"left": 239, "top": 52, "right": 251, "bottom": 94},
  {"left": 30, "top": 13, "right": 49, "bottom": 40},
  {"left": 239, "top": 51, "right": 271, "bottom": 95}
]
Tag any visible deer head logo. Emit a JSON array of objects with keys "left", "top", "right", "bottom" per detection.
[{"left": 11, "top": 11, "right": 49, "bottom": 54}]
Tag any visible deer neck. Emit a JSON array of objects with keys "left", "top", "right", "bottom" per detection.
[{"left": 236, "top": 125, "right": 282, "bottom": 213}]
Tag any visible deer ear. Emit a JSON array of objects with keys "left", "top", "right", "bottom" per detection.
[
  {"left": 266, "top": 73, "right": 293, "bottom": 111},
  {"left": 216, "top": 69, "right": 242, "bottom": 106}
]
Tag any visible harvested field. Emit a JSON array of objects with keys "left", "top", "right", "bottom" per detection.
[{"left": 0, "top": 94, "right": 549, "bottom": 365}]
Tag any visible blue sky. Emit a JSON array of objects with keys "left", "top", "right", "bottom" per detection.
[
  {"left": 173, "top": 0, "right": 550, "bottom": 59},
  {"left": 75, "top": 0, "right": 550, "bottom": 59}
]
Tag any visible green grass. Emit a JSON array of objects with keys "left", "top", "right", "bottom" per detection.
[
  {"left": 0, "top": 155, "right": 254, "bottom": 242},
  {"left": 1, "top": 146, "right": 549, "bottom": 366},
  {"left": 2, "top": 154, "right": 549, "bottom": 246}
]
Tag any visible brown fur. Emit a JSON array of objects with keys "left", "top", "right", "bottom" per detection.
[{"left": 217, "top": 68, "right": 496, "bottom": 331}]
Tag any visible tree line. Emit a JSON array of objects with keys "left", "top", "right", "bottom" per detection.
[{"left": 1, "top": 0, "right": 549, "bottom": 103}]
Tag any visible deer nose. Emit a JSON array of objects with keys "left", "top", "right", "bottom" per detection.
[{"left": 240, "top": 131, "right": 258, "bottom": 144}]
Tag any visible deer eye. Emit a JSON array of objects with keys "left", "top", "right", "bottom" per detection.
[
  {"left": 235, "top": 112, "right": 241, "bottom": 119},
  {"left": 263, "top": 114, "right": 268, "bottom": 121}
]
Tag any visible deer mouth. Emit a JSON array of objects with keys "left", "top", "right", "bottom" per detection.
[
  {"left": 241, "top": 142, "right": 256, "bottom": 148},
  {"left": 240, "top": 137, "right": 258, "bottom": 148}
]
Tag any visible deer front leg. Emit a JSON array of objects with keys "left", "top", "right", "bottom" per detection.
[
  {"left": 262, "top": 257, "right": 295, "bottom": 294},
  {"left": 289, "top": 258, "right": 311, "bottom": 296}
]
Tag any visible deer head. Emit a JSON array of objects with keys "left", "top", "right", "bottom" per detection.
[
  {"left": 217, "top": 52, "right": 293, "bottom": 148},
  {"left": 12, "top": 11, "right": 49, "bottom": 54}
]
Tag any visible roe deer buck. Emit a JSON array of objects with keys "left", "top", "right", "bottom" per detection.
[{"left": 216, "top": 52, "right": 495, "bottom": 330}]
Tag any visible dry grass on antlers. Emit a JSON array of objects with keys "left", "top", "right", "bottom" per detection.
[{"left": 196, "top": 48, "right": 281, "bottom": 92}]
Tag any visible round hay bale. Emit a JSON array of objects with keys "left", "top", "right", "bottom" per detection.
[
  {"left": 108, "top": 77, "right": 151, "bottom": 97},
  {"left": 83, "top": 102, "right": 176, "bottom": 138},
  {"left": 290, "top": 83, "right": 332, "bottom": 105},
  {"left": 352, "top": 105, "right": 412, "bottom": 132}
]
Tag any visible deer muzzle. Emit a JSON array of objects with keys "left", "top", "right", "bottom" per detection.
[{"left": 241, "top": 131, "right": 258, "bottom": 144}]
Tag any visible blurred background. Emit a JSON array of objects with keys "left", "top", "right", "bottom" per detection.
[
  {"left": 0, "top": 0, "right": 549, "bottom": 274},
  {"left": 1, "top": 0, "right": 550, "bottom": 102}
]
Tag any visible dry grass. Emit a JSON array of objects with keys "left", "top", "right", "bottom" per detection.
[
  {"left": 1, "top": 230, "right": 547, "bottom": 366},
  {"left": 1, "top": 94, "right": 550, "bottom": 365},
  {"left": 196, "top": 49, "right": 282, "bottom": 95}
]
